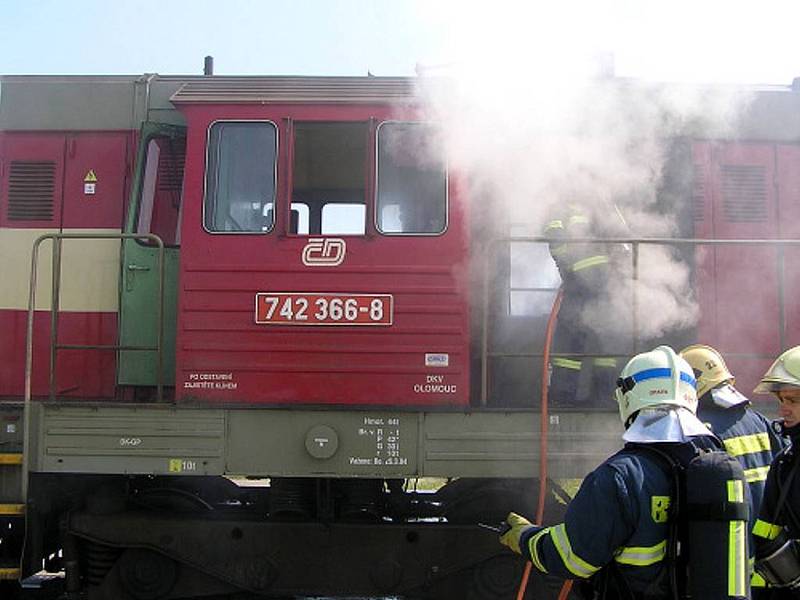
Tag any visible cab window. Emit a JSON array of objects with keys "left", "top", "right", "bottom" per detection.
[
  {"left": 376, "top": 122, "right": 447, "bottom": 235},
  {"left": 509, "top": 223, "right": 561, "bottom": 316},
  {"left": 290, "top": 122, "right": 367, "bottom": 235},
  {"left": 204, "top": 121, "right": 277, "bottom": 233}
]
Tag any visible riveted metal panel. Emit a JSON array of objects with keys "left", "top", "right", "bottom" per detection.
[
  {"left": 0, "top": 75, "right": 188, "bottom": 131},
  {"left": 422, "top": 410, "right": 622, "bottom": 479},
  {"left": 26, "top": 403, "right": 622, "bottom": 480},
  {"left": 0, "top": 76, "right": 140, "bottom": 131},
  {"left": 226, "top": 409, "right": 420, "bottom": 477},
  {"left": 35, "top": 404, "right": 225, "bottom": 474}
]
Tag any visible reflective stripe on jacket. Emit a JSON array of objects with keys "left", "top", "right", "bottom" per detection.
[
  {"left": 698, "top": 402, "right": 783, "bottom": 593},
  {"left": 698, "top": 401, "right": 783, "bottom": 522},
  {"left": 552, "top": 356, "right": 618, "bottom": 371},
  {"left": 544, "top": 208, "right": 609, "bottom": 278},
  {"left": 518, "top": 442, "right": 708, "bottom": 597},
  {"left": 753, "top": 432, "right": 800, "bottom": 598},
  {"left": 754, "top": 428, "right": 800, "bottom": 549}
]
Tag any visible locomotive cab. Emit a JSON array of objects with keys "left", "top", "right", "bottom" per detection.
[
  {"left": 161, "top": 80, "right": 469, "bottom": 407},
  {"left": 73, "top": 78, "right": 617, "bottom": 600}
]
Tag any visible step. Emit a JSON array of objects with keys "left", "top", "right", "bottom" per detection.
[
  {"left": 0, "top": 567, "right": 20, "bottom": 580},
  {"left": 0, "top": 454, "right": 23, "bottom": 465},
  {"left": 0, "top": 504, "right": 24, "bottom": 516}
]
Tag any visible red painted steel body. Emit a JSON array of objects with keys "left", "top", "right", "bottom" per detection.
[
  {"left": 2, "top": 77, "right": 799, "bottom": 407},
  {"left": 0, "top": 129, "right": 135, "bottom": 399},
  {"left": 173, "top": 103, "right": 470, "bottom": 406},
  {"left": 692, "top": 140, "right": 800, "bottom": 394},
  {"left": 0, "top": 131, "right": 132, "bottom": 229},
  {"left": 0, "top": 311, "right": 117, "bottom": 398}
]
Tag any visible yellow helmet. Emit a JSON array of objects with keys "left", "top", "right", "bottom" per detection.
[
  {"left": 679, "top": 344, "right": 734, "bottom": 399},
  {"left": 754, "top": 346, "right": 800, "bottom": 394}
]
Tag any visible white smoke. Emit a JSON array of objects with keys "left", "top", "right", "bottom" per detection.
[{"left": 411, "top": 1, "right": 751, "bottom": 341}]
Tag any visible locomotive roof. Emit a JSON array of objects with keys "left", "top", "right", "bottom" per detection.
[
  {"left": 3, "top": 74, "right": 800, "bottom": 141},
  {"left": 0, "top": 74, "right": 191, "bottom": 130},
  {"left": 169, "top": 75, "right": 418, "bottom": 104}
]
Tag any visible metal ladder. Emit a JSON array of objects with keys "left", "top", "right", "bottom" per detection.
[{"left": 1, "top": 232, "right": 166, "bottom": 586}]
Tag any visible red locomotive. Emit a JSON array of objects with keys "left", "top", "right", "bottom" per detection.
[{"left": 0, "top": 72, "right": 797, "bottom": 599}]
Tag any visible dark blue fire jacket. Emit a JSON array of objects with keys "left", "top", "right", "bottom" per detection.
[
  {"left": 697, "top": 399, "right": 784, "bottom": 594},
  {"left": 697, "top": 400, "right": 783, "bottom": 522},
  {"left": 753, "top": 423, "right": 800, "bottom": 599},
  {"left": 518, "top": 439, "right": 727, "bottom": 598}
]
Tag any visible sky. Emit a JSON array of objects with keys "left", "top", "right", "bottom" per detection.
[{"left": 1, "top": 0, "right": 800, "bottom": 85}]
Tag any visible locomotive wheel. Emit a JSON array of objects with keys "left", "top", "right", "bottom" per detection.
[
  {"left": 433, "top": 478, "right": 573, "bottom": 600},
  {"left": 469, "top": 554, "right": 526, "bottom": 599},
  {"left": 116, "top": 548, "right": 178, "bottom": 600}
]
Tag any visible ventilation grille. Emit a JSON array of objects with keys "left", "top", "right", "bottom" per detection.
[
  {"left": 692, "top": 165, "right": 705, "bottom": 222},
  {"left": 157, "top": 141, "right": 186, "bottom": 192},
  {"left": 171, "top": 76, "right": 416, "bottom": 104},
  {"left": 721, "top": 164, "right": 768, "bottom": 223},
  {"left": 7, "top": 161, "right": 56, "bottom": 221}
]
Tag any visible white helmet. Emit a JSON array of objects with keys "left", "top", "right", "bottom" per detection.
[{"left": 615, "top": 345, "right": 699, "bottom": 427}]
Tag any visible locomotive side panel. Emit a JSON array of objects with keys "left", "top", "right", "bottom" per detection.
[
  {"left": 776, "top": 143, "right": 800, "bottom": 354},
  {"left": 0, "top": 131, "right": 131, "bottom": 399},
  {"left": 694, "top": 140, "right": 800, "bottom": 395}
]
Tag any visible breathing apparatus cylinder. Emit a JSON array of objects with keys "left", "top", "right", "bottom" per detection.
[
  {"left": 755, "top": 532, "right": 800, "bottom": 589},
  {"left": 684, "top": 450, "right": 750, "bottom": 600}
]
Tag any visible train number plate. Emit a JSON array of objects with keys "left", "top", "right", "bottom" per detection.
[{"left": 255, "top": 293, "right": 393, "bottom": 326}]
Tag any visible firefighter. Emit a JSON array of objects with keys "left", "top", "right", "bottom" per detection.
[
  {"left": 544, "top": 201, "right": 626, "bottom": 406},
  {"left": 680, "top": 344, "right": 783, "bottom": 514},
  {"left": 752, "top": 346, "right": 800, "bottom": 596},
  {"left": 499, "top": 345, "right": 748, "bottom": 599},
  {"left": 681, "top": 344, "right": 784, "bottom": 598}
]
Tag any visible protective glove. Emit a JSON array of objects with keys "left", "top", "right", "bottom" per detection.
[{"left": 499, "top": 512, "right": 534, "bottom": 554}]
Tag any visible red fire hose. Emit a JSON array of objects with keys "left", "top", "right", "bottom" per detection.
[{"left": 515, "top": 288, "right": 573, "bottom": 600}]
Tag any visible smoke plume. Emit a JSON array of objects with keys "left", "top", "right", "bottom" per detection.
[{"left": 411, "top": 2, "right": 751, "bottom": 343}]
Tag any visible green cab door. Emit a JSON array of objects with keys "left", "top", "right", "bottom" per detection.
[{"left": 118, "top": 123, "right": 186, "bottom": 387}]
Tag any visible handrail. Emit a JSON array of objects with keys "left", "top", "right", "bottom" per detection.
[
  {"left": 23, "top": 232, "right": 165, "bottom": 500},
  {"left": 481, "top": 235, "right": 800, "bottom": 407}
]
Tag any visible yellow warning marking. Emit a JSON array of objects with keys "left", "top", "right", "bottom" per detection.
[
  {"left": 0, "top": 504, "right": 24, "bottom": 515},
  {"left": 0, "top": 454, "right": 23, "bottom": 465},
  {"left": 0, "top": 568, "right": 20, "bottom": 580},
  {"left": 84, "top": 169, "right": 98, "bottom": 182}
]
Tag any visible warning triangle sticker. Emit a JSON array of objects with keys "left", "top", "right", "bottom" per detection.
[{"left": 84, "top": 170, "right": 98, "bottom": 182}]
